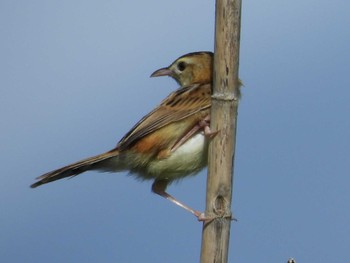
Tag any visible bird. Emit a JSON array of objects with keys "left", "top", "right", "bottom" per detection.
[{"left": 31, "top": 51, "right": 239, "bottom": 219}]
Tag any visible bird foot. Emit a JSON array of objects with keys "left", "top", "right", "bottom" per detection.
[
  {"left": 199, "top": 116, "right": 218, "bottom": 138},
  {"left": 195, "top": 212, "right": 237, "bottom": 223}
]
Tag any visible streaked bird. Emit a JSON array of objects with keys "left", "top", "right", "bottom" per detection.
[{"left": 31, "top": 51, "right": 240, "bottom": 219}]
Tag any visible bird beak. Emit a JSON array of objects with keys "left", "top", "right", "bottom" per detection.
[{"left": 150, "top": 67, "right": 173, "bottom": 78}]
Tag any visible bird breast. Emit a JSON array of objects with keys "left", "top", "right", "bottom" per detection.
[{"left": 147, "top": 133, "right": 209, "bottom": 180}]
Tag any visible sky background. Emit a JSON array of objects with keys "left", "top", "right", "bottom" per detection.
[{"left": 1, "top": 0, "right": 350, "bottom": 262}]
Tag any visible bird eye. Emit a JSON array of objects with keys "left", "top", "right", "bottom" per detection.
[{"left": 177, "top": 61, "right": 186, "bottom": 72}]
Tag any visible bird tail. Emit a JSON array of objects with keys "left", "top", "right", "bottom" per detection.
[{"left": 30, "top": 149, "right": 121, "bottom": 188}]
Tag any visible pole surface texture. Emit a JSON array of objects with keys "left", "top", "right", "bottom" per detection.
[{"left": 200, "top": 0, "right": 242, "bottom": 262}]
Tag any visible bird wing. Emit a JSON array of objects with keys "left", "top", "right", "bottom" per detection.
[{"left": 117, "top": 83, "right": 211, "bottom": 151}]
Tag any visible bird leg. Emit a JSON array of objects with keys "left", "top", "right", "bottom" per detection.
[
  {"left": 151, "top": 179, "right": 204, "bottom": 219},
  {"left": 171, "top": 115, "right": 218, "bottom": 152},
  {"left": 199, "top": 115, "right": 218, "bottom": 138}
]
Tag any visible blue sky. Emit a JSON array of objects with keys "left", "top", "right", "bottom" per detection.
[{"left": 1, "top": 0, "right": 350, "bottom": 262}]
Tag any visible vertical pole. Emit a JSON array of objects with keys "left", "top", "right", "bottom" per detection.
[{"left": 200, "top": 0, "right": 242, "bottom": 262}]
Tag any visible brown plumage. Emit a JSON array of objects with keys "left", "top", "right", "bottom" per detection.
[{"left": 31, "top": 51, "right": 239, "bottom": 219}]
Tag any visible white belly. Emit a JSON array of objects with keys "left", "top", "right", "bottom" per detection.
[{"left": 147, "top": 133, "right": 209, "bottom": 180}]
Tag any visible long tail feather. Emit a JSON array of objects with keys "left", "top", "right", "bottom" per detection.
[{"left": 31, "top": 150, "right": 120, "bottom": 188}]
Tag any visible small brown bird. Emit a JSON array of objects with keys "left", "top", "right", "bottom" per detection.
[{"left": 31, "top": 51, "right": 231, "bottom": 219}]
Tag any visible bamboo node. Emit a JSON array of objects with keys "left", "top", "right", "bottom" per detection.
[{"left": 212, "top": 93, "right": 239, "bottom": 101}]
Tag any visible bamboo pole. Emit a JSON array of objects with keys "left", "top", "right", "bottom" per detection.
[{"left": 200, "top": 0, "right": 242, "bottom": 262}]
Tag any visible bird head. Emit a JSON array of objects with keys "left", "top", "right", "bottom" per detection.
[{"left": 150, "top": 52, "right": 213, "bottom": 87}]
